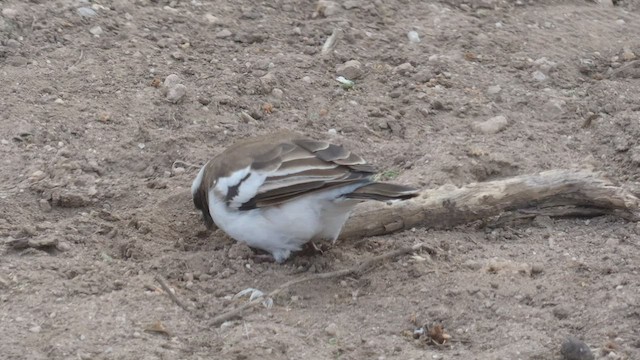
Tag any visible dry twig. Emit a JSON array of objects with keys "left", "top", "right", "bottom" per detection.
[
  {"left": 210, "top": 242, "right": 435, "bottom": 326},
  {"left": 155, "top": 275, "right": 191, "bottom": 312}
]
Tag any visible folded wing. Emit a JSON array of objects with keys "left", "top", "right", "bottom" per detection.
[{"left": 236, "top": 138, "right": 377, "bottom": 210}]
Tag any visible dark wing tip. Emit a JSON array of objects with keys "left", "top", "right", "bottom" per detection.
[{"left": 345, "top": 182, "right": 419, "bottom": 201}]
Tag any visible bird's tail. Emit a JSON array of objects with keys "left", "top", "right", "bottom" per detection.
[{"left": 345, "top": 182, "right": 419, "bottom": 202}]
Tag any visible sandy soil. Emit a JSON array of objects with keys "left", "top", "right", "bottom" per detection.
[{"left": 2, "top": 0, "right": 640, "bottom": 359}]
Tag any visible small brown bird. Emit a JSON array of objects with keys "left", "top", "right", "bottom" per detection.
[{"left": 191, "top": 132, "right": 418, "bottom": 262}]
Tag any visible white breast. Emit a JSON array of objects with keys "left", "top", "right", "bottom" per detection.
[{"left": 208, "top": 184, "right": 361, "bottom": 262}]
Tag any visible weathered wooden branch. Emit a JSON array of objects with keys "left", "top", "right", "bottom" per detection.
[{"left": 340, "top": 169, "right": 640, "bottom": 240}]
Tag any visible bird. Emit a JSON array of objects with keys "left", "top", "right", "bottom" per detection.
[{"left": 191, "top": 131, "right": 419, "bottom": 263}]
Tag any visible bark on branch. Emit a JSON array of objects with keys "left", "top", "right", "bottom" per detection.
[{"left": 340, "top": 169, "right": 640, "bottom": 240}]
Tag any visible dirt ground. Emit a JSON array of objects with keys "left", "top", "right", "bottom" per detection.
[{"left": 2, "top": 0, "right": 640, "bottom": 359}]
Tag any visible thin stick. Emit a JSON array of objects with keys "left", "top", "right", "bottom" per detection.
[
  {"left": 210, "top": 242, "right": 435, "bottom": 326},
  {"left": 70, "top": 49, "right": 84, "bottom": 68},
  {"left": 155, "top": 275, "right": 191, "bottom": 312},
  {"left": 172, "top": 160, "right": 201, "bottom": 170}
]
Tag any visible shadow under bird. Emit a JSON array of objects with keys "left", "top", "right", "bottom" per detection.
[{"left": 191, "top": 132, "right": 419, "bottom": 263}]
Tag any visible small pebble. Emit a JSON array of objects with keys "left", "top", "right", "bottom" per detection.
[
  {"left": 204, "top": 13, "right": 219, "bottom": 24},
  {"left": 163, "top": 74, "right": 181, "bottom": 88},
  {"left": 216, "top": 29, "right": 232, "bottom": 38},
  {"left": 173, "top": 167, "right": 185, "bottom": 175},
  {"left": 561, "top": 337, "right": 594, "bottom": 360},
  {"left": 543, "top": 99, "right": 566, "bottom": 119},
  {"left": 166, "top": 84, "right": 187, "bottom": 103},
  {"left": 532, "top": 71, "right": 547, "bottom": 82},
  {"left": 393, "top": 62, "right": 414, "bottom": 76},
  {"left": 325, "top": 323, "right": 338, "bottom": 337},
  {"left": 336, "top": 60, "right": 364, "bottom": 80},
  {"left": 89, "top": 26, "right": 103, "bottom": 36},
  {"left": 29, "top": 325, "right": 42, "bottom": 333},
  {"left": 302, "top": 76, "right": 312, "bottom": 84},
  {"left": 271, "top": 88, "right": 284, "bottom": 98},
  {"left": 487, "top": 85, "right": 502, "bottom": 95},
  {"left": 182, "top": 273, "right": 193, "bottom": 281},
  {"left": 171, "top": 51, "right": 185, "bottom": 61},
  {"left": 472, "top": 115, "right": 508, "bottom": 134},
  {"left": 1, "top": 8, "right": 18, "bottom": 19},
  {"left": 407, "top": 31, "right": 420, "bottom": 43},
  {"left": 39, "top": 199, "right": 52, "bottom": 212},
  {"left": 56, "top": 241, "right": 71, "bottom": 252},
  {"left": 77, "top": 7, "right": 97, "bottom": 17}
]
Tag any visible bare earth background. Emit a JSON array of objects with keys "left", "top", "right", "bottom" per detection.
[{"left": 1, "top": 0, "right": 640, "bottom": 359}]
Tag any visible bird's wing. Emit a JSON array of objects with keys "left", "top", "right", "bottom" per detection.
[{"left": 218, "top": 137, "right": 377, "bottom": 210}]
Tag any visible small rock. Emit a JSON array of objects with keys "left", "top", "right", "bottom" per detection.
[
  {"left": 197, "top": 97, "right": 211, "bottom": 105},
  {"left": 271, "top": 88, "right": 284, "bottom": 98},
  {"left": 89, "top": 26, "right": 103, "bottom": 36},
  {"left": 561, "top": 337, "right": 594, "bottom": 360},
  {"left": 77, "top": 7, "right": 97, "bottom": 17},
  {"left": 552, "top": 306, "right": 571, "bottom": 320},
  {"left": 530, "top": 264, "right": 544, "bottom": 275},
  {"left": 163, "top": 74, "right": 181, "bottom": 88},
  {"left": 166, "top": 84, "right": 187, "bottom": 103},
  {"left": 216, "top": 29, "right": 232, "bottom": 38},
  {"left": 302, "top": 76, "right": 312, "bottom": 84},
  {"left": 183, "top": 272, "right": 194, "bottom": 282},
  {"left": 462, "top": 260, "right": 482, "bottom": 271},
  {"left": 314, "top": 0, "right": 341, "bottom": 18},
  {"left": 472, "top": 115, "right": 508, "bottom": 134},
  {"left": 170, "top": 51, "right": 185, "bottom": 61},
  {"left": 336, "top": 60, "right": 364, "bottom": 80},
  {"left": 615, "top": 19, "right": 625, "bottom": 25},
  {"left": 5, "top": 39, "right": 20, "bottom": 48},
  {"left": 543, "top": 99, "right": 566, "bottom": 119},
  {"left": 621, "top": 48, "right": 636, "bottom": 62},
  {"left": 29, "top": 170, "right": 46, "bottom": 182},
  {"left": 204, "top": 13, "right": 219, "bottom": 24},
  {"left": 532, "top": 70, "right": 547, "bottom": 81},
  {"left": 52, "top": 192, "right": 91, "bottom": 208},
  {"left": 604, "top": 237, "right": 620, "bottom": 247},
  {"left": 39, "top": 199, "right": 52, "bottom": 212},
  {"left": 393, "top": 62, "right": 414, "bottom": 76},
  {"left": 54, "top": 98, "right": 65, "bottom": 105},
  {"left": 487, "top": 85, "right": 502, "bottom": 95},
  {"left": 199, "top": 273, "right": 212, "bottom": 281},
  {"left": 260, "top": 72, "right": 277, "bottom": 93},
  {"left": 56, "top": 241, "right": 72, "bottom": 252},
  {"left": 227, "top": 243, "right": 253, "bottom": 260},
  {"left": 29, "top": 325, "right": 42, "bottom": 333},
  {"left": 534, "top": 57, "right": 557, "bottom": 74},
  {"left": 327, "top": 128, "right": 338, "bottom": 135},
  {"left": 172, "top": 167, "right": 186, "bottom": 175},
  {"left": 343, "top": 0, "right": 362, "bottom": 9},
  {"left": 1, "top": 8, "right": 18, "bottom": 19},
  {"left": 325, "top": 323, "right": 338, "bottom": 337},
  {"left": 407, "top": 31, "right": 420, "bottom": 43}
]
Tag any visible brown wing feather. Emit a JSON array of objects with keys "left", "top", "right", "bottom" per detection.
[{"left": 240, "top": 138, "right": 377, "bottom": 209}]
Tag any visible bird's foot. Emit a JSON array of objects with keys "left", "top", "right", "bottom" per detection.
[{"left": 233, "top": 288, "right": 273, "bottom": 308}]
